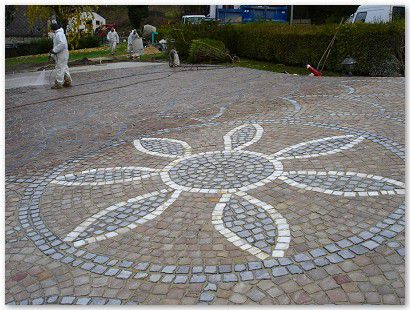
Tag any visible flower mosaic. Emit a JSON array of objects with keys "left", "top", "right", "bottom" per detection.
[{"left": 52, "top": 124, "right": 405, "bottom": 260}]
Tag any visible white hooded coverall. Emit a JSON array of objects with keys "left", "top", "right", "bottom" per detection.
[
  {"left": 107, "top": 30, "right": 120, "bottom": 53},
  {"left": 127, "top": 31, "right": 144, "bottom": 57},
  {"left": 52, "top": 28, "right": 71, "bottom": 86}
]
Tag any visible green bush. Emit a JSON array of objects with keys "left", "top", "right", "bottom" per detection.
[
  {"left": 188, "top": 38, "right": 231, "bottom": 63},
  {"left": 160, "top": 20, "right": 405, "bottom": 76},
  {"left": 34, "top": 37, "right": 54, "bottom": 54},
  {"left": 6, "top": 34, "right": 102, "bottom": 58},
  {"left": 6, "top": 38, "right": 53, "bottom": 58},
  {"left": 73, "top": 34, "right": 101, "bottom": 50}
]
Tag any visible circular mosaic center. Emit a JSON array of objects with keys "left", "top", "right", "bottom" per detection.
[{"left": 167, "top": 151, "right": 275, "bottom": 189}]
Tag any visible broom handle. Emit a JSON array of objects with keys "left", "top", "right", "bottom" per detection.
[{"left": 317, "top": 17, "right": 344, "bottom": 72}]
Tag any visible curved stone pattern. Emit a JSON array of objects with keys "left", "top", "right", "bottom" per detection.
[
  {"left": 134, "top": 138, "right": 191, "bottom": 158},
  {"left": 231, "top": 125, "right": 257, "bottom": 149},
  {"left": 281, "top": 171, "right": 405, "bottom": 196},
  {"left": 168, "top": 152, "right": 275, "bottom": 189},
  {"left": 12, "top": 120, "right": 405, "bottom": 285},
  {"left": 273, "top": 135, "right": 364, "bottom": 160},
  {"left": 212, "top": 193, "right": 290, "bottom": 260},
  {"left": 224, "top": 124, "right": 263, "bottom": 151},
  {"left": 141, "top": 139, "right": 183, "bottom": 156},
  {"left": 64, "top": 189, "right": 178, "bottom": 247},
  {"left": 51, "top": 167, "right": 158, "bottom": 186},
  {"left": 222, "top": 196, "right": 277, "bottom": 255}
]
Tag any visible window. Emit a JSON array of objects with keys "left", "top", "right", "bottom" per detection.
[
  {"left": 354, "top": 12, "right": 367, "bottom": 23},
  {"left": 96, "top": 20, "right": 100, "bottom": 25},
  {"left": 392, "top": 6, "right": 405, "bottom": 21}
]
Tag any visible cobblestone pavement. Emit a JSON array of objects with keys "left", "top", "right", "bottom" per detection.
[{"left": 5, "top": 64, "right": 405, "bottom": 305}]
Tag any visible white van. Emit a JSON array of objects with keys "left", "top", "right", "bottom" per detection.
[
  {"left": 351, "top": 5, "right": 405, "bottom": 23},
  {"left": 182, "top": 15, "right": 207, "bottom": 24}
]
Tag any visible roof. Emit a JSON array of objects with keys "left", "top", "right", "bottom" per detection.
[{"left": 79, "top": 12, "right": 106, "bottom": 21}]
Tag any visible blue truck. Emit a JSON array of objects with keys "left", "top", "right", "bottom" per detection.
[{"left": 216, "top": 6, "right": 288, "bottom": 24}]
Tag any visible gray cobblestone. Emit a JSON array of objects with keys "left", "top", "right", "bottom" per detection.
[
  {"left": 46, "top": 296, "right": 59, "bottom": 304},
  {"left": 240, "top": 271, "right": 254, "bottom": 281},
  {"left": 223, "top": 273, "right": 238, "bottom": 282},
  {"left": 117, "top": 270, "right": 132, "bottom": 279},
  {"left": 76, "top": 298, "right": 91, "bottom": 305},
  {"left": 287, "top": 265, "right": 303, "bottom": 274},
  {"left": 204, "top": 266, "right": 217, "bottom": 274},
  {"left": 61, "top": 296, "right": 76, "bottom": 304},
  {"left": 272, "top": 267, "right": 289, "bottom": 277},
  {"left": 199, "top": 292, "right": 215, "bottom": 302},
  {"left": 190, "top": 275, "right": 206, "bottom": 283},
  {"left": 338, "top": 250, "right": 355, "bottom": 259},
  {"left": 174, "top": 275, "right": 188, "bottom": 284},
  {"left": 255, "top": 269, "right": 271, "bottom": 279}
]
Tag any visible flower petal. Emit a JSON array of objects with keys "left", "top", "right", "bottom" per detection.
[
  {"left": 212, "top": 192, "right": 290, "bottom": 259},
  {"left": 279, "top": 171, "right": 405, "bottom": 197},
  {"left": 272, "top": 135, "right": 364, "bottom": 160},
  {"left": 51, "top": 167, "right": 159, "bottom": 186},
  {"left": 224, "top": 124, "right": 264, "bottom": 151},
  {"left": 134, "top": 138, "right": 191, "bottom": 158},
  {"left": 64, "top": 189, "right": 181, "bottom": 247}
]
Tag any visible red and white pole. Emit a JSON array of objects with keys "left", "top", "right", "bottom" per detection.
[{"left": 306, "top": 64, "right": 322, "bottom": 76}]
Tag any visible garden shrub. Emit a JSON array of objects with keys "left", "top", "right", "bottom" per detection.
[
  {"left": 6, "top": 37, "right": 53, "bottom": 58},
  {"left": 188, "top": 38, "right": 231, "bottom": 63},
  {"left": 73, "top": 34, "right": 101, "bottom": 50},
  {"left": 160, "top": 20, "right": 405, "bottom": 76},
  {"left": 6, "top": 34, "right": 101, "bottom": 58},
  {"left": 369, "top": 54, "right": 402, "bottom": 77}
]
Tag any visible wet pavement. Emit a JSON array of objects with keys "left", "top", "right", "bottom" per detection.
[
  {"left": 5, "top": 63, "right": 405, "bottom": 305},
  {"left": 5, "top": 61, "right": 162, "bottom": 90}
]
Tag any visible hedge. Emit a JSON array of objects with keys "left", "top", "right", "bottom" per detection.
[
  {"left": 6, "top": 38, "right": 53, "bottom": 58},
  {"left": 73, "top": 34, "right": 101, "bottom": 50},
  {"left": 6, "top": 34, "right": 101, "bottom": 58},
  {"left": 160, "top": 21, "right": 405, "bottom": 76}
]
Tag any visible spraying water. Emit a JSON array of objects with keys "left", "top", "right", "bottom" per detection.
[{"left": 34, "top": 69, "right": 47, "bottom": 86}]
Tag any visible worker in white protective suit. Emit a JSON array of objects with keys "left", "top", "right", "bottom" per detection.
[
  {"left": 49, "top": 23, "right": 72, "bottom": 89},
  {"left": 127, "top": 29, "right": 144, "bottom": 60},
  {"left": 107, "top": 28, "right": 120, "bottom": 55},
  {"left": 127, "top": 29, "right": 138, "bottom": 58}
]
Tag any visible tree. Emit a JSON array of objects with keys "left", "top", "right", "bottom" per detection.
[
  {"left": 180, "top": 5, "right": 209, "bottom": 16},
  {"left": 25, "top": 5, "right": 97, "bottom": 49},
  {"left": 127, "top": 6, "right": 149, "bottom": 30},
  {"left": 6, "top": 5, "right": 17, "bottom": 28},
  {"left": 164, "top": 9, "right": 182, "bottom": 25}
]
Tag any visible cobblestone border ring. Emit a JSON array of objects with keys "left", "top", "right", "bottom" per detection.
[{"left": 17, "top": 119, "right": 405, "bottom": 284}]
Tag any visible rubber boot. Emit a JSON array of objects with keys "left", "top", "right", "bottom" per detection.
[
  {"left": 63, "top": 74, "right": 72, "bottom": 87},
  {"left": 51, "top": 81, "right": 63, "bottom": 89}
]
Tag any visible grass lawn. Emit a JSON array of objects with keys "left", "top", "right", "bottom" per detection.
[
  {"left": 6, "top": 43, "right": 340, "bottom": 76},
  {"left": 6, "top": 46, "right": 117, "bottom": 72},
  {"left": 5, "top": 43, "right": 166, "bottom": 72},
  {"left": 233, "top": 58, "right": 340, "bottom": 76}
]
